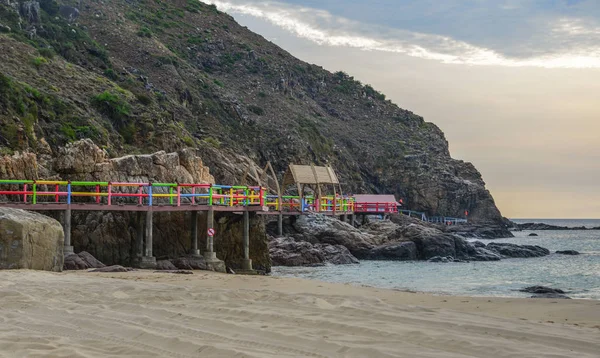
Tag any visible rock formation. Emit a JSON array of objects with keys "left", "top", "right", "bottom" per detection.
[{"left": 0, "top": 207, "right": 63, "bottom": 271}]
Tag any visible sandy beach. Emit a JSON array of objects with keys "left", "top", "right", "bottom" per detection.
[{"left": 0, "top": 270, "right": 598, "bottom": 358}]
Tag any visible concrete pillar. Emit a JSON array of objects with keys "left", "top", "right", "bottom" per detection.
[
  {"left": 349, "top": 214, "right": 355, "bottom": 226},
  {"left": 135, "top": 212, "right": 144, "bottom": 260},
  {"left": 241, "top": 210, "right": 252, "bottom": 270},
  {"left": 190, "top": 211, "right": 200, "bottom": 256},
  {"left": 204, "top": 209, "right": 216, "bottom": 260},
  {"left": 63, "top": 207, "right": 74, "bottom": 256},
  {"left": 140, "top": 209, "right": 156, "bottom": 268},
  {"left": 277, "top": 213, "right": 283, "bottom": 236},
  {"left": 340, "top": 214, "right": 347, "bottom": 222}
]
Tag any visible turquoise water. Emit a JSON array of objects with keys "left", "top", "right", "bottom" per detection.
[{"left": 272, "top": 222, "right": 600, "bottom": 299}]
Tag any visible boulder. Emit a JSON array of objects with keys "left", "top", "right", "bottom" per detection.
[
  {"left": 269, "top": 236, "right": 358, "bottom": 266},
  {"left": 0, "top": 208, "right": 63, "bottom": 272},
  {"left": 170, "top": 256, "right": 208, "bottom": 270},
  {"left": 486, "top": 243, "right": 550, "bottom": 258},
  {"left": 528, "top": 233, "right": 539, "bottom": 236},
  {"left": 156, "top": 260, "right": 178, "bottom": 270},
  {"left": 367, "top": 242, "right": 418, "bottom": 261},
  {"left": 556, "top": 250, "right": 580, "bottom": 255},
  {"left": 64, "top": 251, "right": 105, "bottom": 270},
  {"left": 428, "top": 256, "right": 453, "bottom": 263}
]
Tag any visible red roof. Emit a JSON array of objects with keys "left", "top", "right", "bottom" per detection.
[{"left": 353, "top": 194, "right": 399, "bottom": 204}]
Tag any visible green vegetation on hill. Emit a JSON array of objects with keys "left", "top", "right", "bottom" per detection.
[{"left": 0, "top": 0, "right": 504, "bottom": 222}]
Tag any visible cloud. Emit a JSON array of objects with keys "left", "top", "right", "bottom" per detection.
[{"left": 206, "top": 0, "right": 600, "bottom": 68}]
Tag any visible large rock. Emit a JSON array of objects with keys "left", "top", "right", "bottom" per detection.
[
  {"left": 64, "top": 251, "right": 105, "bottom": 270},
  {"left": 486, "top": 243, "right": 550, "bottom": 258},
  {"left": 556, "top": 250, "right": 580, "bottom": 255},
  {"left": 367, "top": 242, "right": 418, "bottom": 261},
  {"left": 519, "top": 286, "right": 571, "bottom": 299},
  {"left": 0, "top": 208, "right": 63, "bottom": 271},
  {"left": 269, "top": 236, "right": 358, "bottom": 266}
]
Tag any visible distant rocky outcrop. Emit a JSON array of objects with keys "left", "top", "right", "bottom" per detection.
[
  {"left": 0, "top": 207, "right": 64, "bottom": 271},
  {"left": 513, "top": 222, "right": 600, "bottom": 231}
]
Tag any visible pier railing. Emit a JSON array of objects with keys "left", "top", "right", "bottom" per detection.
[
  {"left": 0, "top": 180, "right": 265, "bottom": 208},
  {"left": 265, "top": 195, "right": 355, "bottom": 213}
]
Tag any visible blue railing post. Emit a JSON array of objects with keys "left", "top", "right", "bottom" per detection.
[
  {"left": 67, "top": 182, "right": 72, "bottom": 204},
  {"left": 148, "top": 184, "right": 153, "bottom": 206}
]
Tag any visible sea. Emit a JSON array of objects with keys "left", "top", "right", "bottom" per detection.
[{"left": 272, "top": 219, "right": 600, "bottom": 300}]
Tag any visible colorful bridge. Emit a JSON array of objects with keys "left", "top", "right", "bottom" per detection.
[{"left": 0, "top": 179, "right": 464, "bottom": 271}]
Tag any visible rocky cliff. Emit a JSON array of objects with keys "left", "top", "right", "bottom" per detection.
[{"left": 0, "top": 0, "right": 505, "bottom": 223}]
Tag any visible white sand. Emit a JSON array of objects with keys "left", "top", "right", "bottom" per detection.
[{"left": 0, "top": 270, "right": 598, "bottom": 357}]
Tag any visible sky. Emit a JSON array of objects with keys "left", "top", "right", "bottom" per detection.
[{"left": 206, "top": 0, "right": 600, "bottom": 218}]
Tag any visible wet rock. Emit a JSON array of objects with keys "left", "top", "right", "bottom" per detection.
[
  {"left": 428, "top": 256, "right": 453, "bottom": 263},
  {"left": 367, "top": 242, "right": 418, "bottom": 261},
  {"left": 556, "top": 250, "right": 580, "bottom": 255},
  {"left": 520, "top": 286, "right": 571, "bottom": 299},
  {"left": 90, "top": 265, "right": 128, "bottom": 272},
  {"left": 471, "top": 241, "right": 486, "bottom": 248},
  {"left": 528, "top": 233, "right": 538, "bottom": 236},
  {"left": 486, "top": 242, "right": 550, "bottom": 258}
]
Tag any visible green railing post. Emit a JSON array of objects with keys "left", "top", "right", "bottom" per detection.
[
  {"left": 208, "top": 185, "right": 213, "bottom": 206},
  {"left": 32, "top": 182, "right": 37, "bottom": 204},
  {"left": 169, "top": 186, "right": 174, "bottom": 205}
]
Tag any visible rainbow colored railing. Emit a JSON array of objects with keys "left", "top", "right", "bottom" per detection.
[
  {"left": 265, "top": 195, "right": 354, "bottom": 213},
  {"left": 0, "top": 180, "right": 265, "bottom": 207}
]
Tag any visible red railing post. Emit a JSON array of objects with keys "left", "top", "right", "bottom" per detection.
[
  {"left": 96, "top": 185, "right": 100, "bottom": 204},
  {"left": 176, "top": 184, "right": 181, "bottom": 207},
  {"left": 107, "top": 182, "right": 112, "bottom": 206},
  {"left": 138, "top": 185, "right": 143, "bottom": 205},
  {"left": 23, "top": 184, "right": 28, "bottom": 203},
  {"left": 191, "top": 186, "right": 196, "bottom": 205},
  {"left": 56, "top": 184, "right": 60, "bottom": 203},
  {"left": 259, "top": 187, "right": 265, "bottom": 207}
]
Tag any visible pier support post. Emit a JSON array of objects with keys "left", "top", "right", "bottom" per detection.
[
  {"left": 241, "top": 210, "right": 252, "bottom": 270},
  {"left": 63, "top": 207, "right": 73, "bottom": 256},
  {"left": 190, "top": 211, "right": 200, "bottom": 256},
  {"left": 140, "top": 209, "right": 156, "bottom": 269},
  {"left": 135, "top": 212, "right": 144, "bottom": 261},
  {"left": 204, "top": 209, "right": 216, "bottom": 260},
  {"left": 277, "top": 213, "right": 283, "bottom": 236},
  {"left": 340, "top": 214, "right": 347, "bottom": 223}
]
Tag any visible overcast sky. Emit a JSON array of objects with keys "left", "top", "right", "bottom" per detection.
[{"left": 207, "top": 0, "right": 600, "bottom": 218}]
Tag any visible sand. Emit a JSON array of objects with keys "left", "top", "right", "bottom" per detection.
[{"left": 0, "top": 270, "right": 598, "bottom": 357}]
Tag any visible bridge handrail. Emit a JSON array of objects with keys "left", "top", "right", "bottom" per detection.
[{"left": 0, "top": 180, "right": 266, "bottom": 208}]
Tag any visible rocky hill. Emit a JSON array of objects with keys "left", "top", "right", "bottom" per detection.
[{"left": 0, "top": 0, "right": 504, "bottom": 222}]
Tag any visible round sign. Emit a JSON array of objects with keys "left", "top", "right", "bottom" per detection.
[{"left": 207, "top": 228, "right": 215, "bottom": 237}]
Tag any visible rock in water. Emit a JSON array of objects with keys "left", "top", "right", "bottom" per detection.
[
  {"left": 519, "top": 286, "right": 571, "bottom": 299},
  {"left": 556, "top": 250, "right": 580, "bottom": 255},
  {"left": 528, "top": 233, "right": 539, "bottom": 236},
  {"left": 486, "top": 243, "right": 550, "bottom": 258},
  {"left": 0, "top": 208, "right": 64, "bottom": 272}
]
